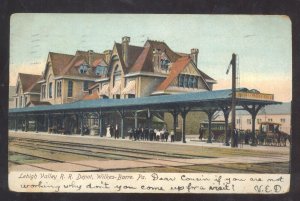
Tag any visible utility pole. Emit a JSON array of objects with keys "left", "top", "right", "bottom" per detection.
[
  {"left": 230, "top": 53, "right": 237, "bottom": 147},
  {"left": 226, "top": 53, "right": 237, "bottom": 147}
]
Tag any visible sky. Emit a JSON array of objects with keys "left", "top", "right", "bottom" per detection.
[{"left": 10, "top": 14, "right": 292, "bottom": 102}]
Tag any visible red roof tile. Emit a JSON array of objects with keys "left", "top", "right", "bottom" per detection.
[
  {"left": 83, "top": 91, "right": 99, "bottom": 100},
  {"left": 115, "top": 43, "right": 144, "bottom": 74},
  {"left": 62, "top": 51, "right": 106, "bottom": 78},
  {"left": 156, "top": 57, "right": 191, "bottom": 91},
  {"left": 18, "top": 73, "right": 41, "bottom": 93},
  {"left": 49, "top": 52, "right": 74, "bottom": 76},
  {"left": 27, "top": 101, "right": 51, "bottom": 106},
  {"left": 130, "top": 40, "right": 182, "bottom": 73}
]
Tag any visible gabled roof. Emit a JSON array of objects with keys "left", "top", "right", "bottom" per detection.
[
  {"left": 156, "top": 57, "right": 191, "bottom": 91},
  {"left": 48, "top": 52, "right": 74, "bottom": 76},
  {"left": 61, "top": 51, "right": 106, "bottom": 78},
  {"left": 130, "top": 40, "right": 182, "bottom": 73},
  {"left": 114, "top": 43, "right": 144, "bottom": 74},
  {"left": 18, "top": 73, "right": 42, "bottom": 93}
]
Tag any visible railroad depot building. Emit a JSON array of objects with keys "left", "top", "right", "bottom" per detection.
[{"left": 12, "top": 36, "right": 216, "bottom": 135}]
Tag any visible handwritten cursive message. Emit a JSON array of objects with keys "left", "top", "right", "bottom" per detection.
[{"left": 9, "top": 172, "right": 290, "bottom": 193}]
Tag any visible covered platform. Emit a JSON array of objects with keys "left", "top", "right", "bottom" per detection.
[{"left": 8, "top": 88, "right": 280, "bottom": 146}]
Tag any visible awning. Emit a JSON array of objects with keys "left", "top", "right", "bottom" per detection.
[
  {"left": 111, "top": 80, "right": 121, "bottom": 94},
  {"left": 122, "top": 80, "right": 136, "bottom": 95},
  {"left": 99, "top": 84, "right": 109, "bottom": 95}
]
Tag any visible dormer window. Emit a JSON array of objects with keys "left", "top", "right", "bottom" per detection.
[
  {"left": 95, "top": 66, "right": 108, "bottom": 76},
  {"left": 160, "top": 58, "right": 170, "bottom": 71},
  {"left": 79, "top": 63, "right": 89, "bottom": 74}
]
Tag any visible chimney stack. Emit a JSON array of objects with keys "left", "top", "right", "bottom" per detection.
[
  {"left": 103, "top": 50, "right": 112, "bottom": 64},
  {"left": 153, "top": 48, "right": 162, "bottom": 71},
  {"left": 190, "top": 48, "right": 199, "bottom": 67},
  {"left": 88, "top": 50, "right": 94, "bottom": 66},
  {"left": 122, "top": 36, "right": 130, "bottom": 67}
]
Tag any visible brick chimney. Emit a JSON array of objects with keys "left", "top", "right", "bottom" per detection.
[
  {"left": 152, "top": 48, "right": 162, "bottom": 71},
  {"left": 88, "top": 50, "right": 94, "bottom": 66},
  {"left": 103, "top": 50, "right": 112, "bottom": 64},
  {"left": 190, "top": 48, "right": 199, "bottom": 66},
  {"left": 122, "top": 36, "right": 130, "bottom": 67}
]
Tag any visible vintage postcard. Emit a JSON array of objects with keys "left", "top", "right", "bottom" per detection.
[{"left": 8, "top": 14, "right": 291, "bottom": 193}]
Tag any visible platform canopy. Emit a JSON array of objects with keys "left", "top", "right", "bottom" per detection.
[{"left": 9, "top": 88, "right": 280, "bottom": 115}]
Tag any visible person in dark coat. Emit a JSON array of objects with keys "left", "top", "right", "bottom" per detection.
[
  {"left": 110, "top": 125, "right": 114, "bottom": 138},
  {"left": 233, "top": 128, "right": 239, "bottom": 147},
  {"left": 199, "top": 126, "right": 204, "bottom": 141},
  {"left": 144, "top": 127, "right": 149, "bottom": 141},
  {"left": 115, "top": 124, "right": 119, "bottom": 139}
]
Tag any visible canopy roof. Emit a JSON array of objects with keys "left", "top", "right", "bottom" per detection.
[{"left": 9, "top": 88, "right": 281, "bottom": 115}]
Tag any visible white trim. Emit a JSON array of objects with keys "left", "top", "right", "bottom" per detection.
[
  {"left": 125, "top": 72, "right": 168, "bottom": 78},
  {"left": 95, "top": 77, "right": 110, "bottom": 82},
  {"left": 23, "top": 92, "right": 40, "bottom": 95},
  {"left": 37, "top": 79, "right": 46, "bottom": 83},
  {"left": 205, "top": 79, "right": 217, "bottom": 83},
  {"left": 53, "top": 76, "right": 96, "bottom": 81}
]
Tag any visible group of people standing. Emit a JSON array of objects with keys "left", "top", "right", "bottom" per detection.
[
  {"left": 106, "top": 124, "right": 119, "bottom": 139},
  {"left": 127, "top": 127, "right": 175, "bottom": 142},
  {"left": 105, "top": 124, "right": 176, "bottom": 142}
]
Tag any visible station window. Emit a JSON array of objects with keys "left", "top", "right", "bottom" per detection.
[
  {"left": 280, "top": 118, "right": 285, "bottom": 123},
  {"left": 178, "top": 75, "right": 184, "bottom": 87},
  {"left": 188, "top": 76, "right": 194, "bottom": 88},
  {"left": 184, "top": 75, "right": 188, "bottom": 87},
  {"left": 68, "top": 80, "right": 73, "bottom": 97},
  {"left": 236, "top": 119, "right": 240, "bottom": 124},
  {"left": 83, "top": 81, "right": 89, "bottom": 91},
  {"left": 193, "top": 77, "right": 198, "bottom": 88},
  {"left": 128, "top": 94, "right": 135, "bottom": 98},
  {"left": 79, "top": 64, "right": 88, "bottom": 74},
  {"left": 49, "top": 82, "right": 52, "bottom": 98},
  {"left": 41, "top": 85, "right": 46, "bottom": 99},
  {"left": 268, "top": 118, "right": 273, "bottom": 122},
  {"left": 257, "top": 119, "right": 262, "bottom": 124},
  {"left": 56, "top": 81, "right": 62, "bottom": 97},
  {"left": 19, "top": 96, "right": 22, "bottom": 107},
  {"left": 247, "top": 119, "right": 251, "bottom": 125}
]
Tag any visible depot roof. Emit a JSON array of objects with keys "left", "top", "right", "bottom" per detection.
[{"left": 9, "top": 88, "right": 281, "bottom": 114}]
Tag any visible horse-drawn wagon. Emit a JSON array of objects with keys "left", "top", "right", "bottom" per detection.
[{"left": 257, "top": 122, "right": 291, "bottom": 146}]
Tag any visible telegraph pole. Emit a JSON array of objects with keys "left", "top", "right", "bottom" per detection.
[{"left": 230, "top": 53, "right": 237, "bottom": 147}]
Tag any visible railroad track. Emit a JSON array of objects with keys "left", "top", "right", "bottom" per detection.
[{"left": 9, "top": 136, "right": 214, "bottom": 161}]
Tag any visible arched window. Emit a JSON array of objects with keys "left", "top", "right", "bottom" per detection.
[
  {"left": 68, "top": 80, "right": 73, "bottom": 97},
  {"left": 79, "top": 64, "right": 89, "bottom": 74}
]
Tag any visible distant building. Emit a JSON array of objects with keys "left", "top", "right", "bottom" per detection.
[
  {"left": 13, "top": 73, "right": 42, "bottom": 108},
  {"left": 9, "top": 86, "right": 16, "bottom": 108},
  {"left": 215, "top": 102, "right": 291, "bottom": 134}
]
